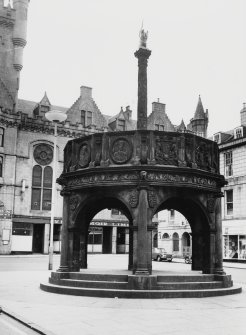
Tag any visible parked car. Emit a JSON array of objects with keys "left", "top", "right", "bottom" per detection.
[
  {"left": 152, "top": 248, "right": 173, "bottom": 262},
  {"left": 184, "top": 255, "right": 192, "bottom": 264}
]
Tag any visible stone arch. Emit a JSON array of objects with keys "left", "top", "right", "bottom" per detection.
[
  {"left": 64, "top": 192, "right": 133, "bottom": 271},
  {"left": 155, "top": 194, "right": 212, "bottom": 273},
  {"left": 162, "top": 233, "right": 169, "bottom": 239}
]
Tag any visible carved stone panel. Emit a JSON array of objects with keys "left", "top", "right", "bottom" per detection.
[
  {"left": 207, "top": 195, "right": 216, "bottom": 213},
  {"left": 69, "top": 195, "right": 79, "bottom": 211},
  {"left": 110, "top": 137, "right": 133, "bottom": 164},
  {"left": 78, "top": 142, "right": 91, "bottom": 168},
  {"left": 154, "top": 135, "right": 178, "bottom": 166},
  {"left": 195, "top": 141, "right": 210, "bottom": 171},
  {"left": 147, "top": 189, "right": 157, "bottom": 208},
  {"left": 129, "top": 189, "right": 139, "bottom": 208},
  {"left": 34, "top": 144, "right": 53, "bottom": 165}
]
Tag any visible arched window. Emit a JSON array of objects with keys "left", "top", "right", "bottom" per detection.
[
  {"left": 153, "top": 233, "right": 158, "bottom": 248},
  {"left": 173, "top": 232, "right": 179, "bottom": 251},
  {"left": 0, "top": 156, "right": 3, "bottom": 177},
  {"left": 163, "top": 233, "right": 169, "bottom": 239},
  {"left": 0, "top": 128, "right": 4, "bottom": 147},
  {"left": 31, "top": 165, "right": 53, "bottom": 210}
]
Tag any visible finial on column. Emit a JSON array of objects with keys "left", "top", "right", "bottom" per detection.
[{"left": 139, "top": 24, "right": 148, "bottom": 49}]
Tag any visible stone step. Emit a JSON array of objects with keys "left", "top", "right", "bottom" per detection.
[
  {"left": 40, "top": 282, "right": 242, "bottom": 299},
  {"left": 49, "top": 278, "right": 128, "bottom": 289},
  {"left": 156, "top": 281, "right": 226, "bottom": 290},
  {"left": 53, "top": 272, "right": 128, "bottom": 282},
  {"left": 50, "top": 277, "right": 226, "bottom": 290},
  {"left": 157, "top": 275, "right": 215, "bottom": 282}
]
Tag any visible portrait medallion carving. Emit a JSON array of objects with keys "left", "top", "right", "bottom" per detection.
[
  {"left": 110, "top": 138, "right": 132, "bottom": 164},
  {"left": 34, "top": 144, "right": 53, "bottom": 165},
  {"left": 78, "top": 142, "right": 91, "bottom": 168}
]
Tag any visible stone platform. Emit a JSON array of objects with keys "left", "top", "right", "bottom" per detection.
[{"left": 40, "top": 271, "right": 241, "bottom": 299}]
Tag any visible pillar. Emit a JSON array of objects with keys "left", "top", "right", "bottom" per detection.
[
  {"left": 112, "top": 226, "right": 117, "bottom": 254},
  {"left": 57, "top": 193, "right": 70, "bottom": 272},
  {"left": 214, "top": 198, "right": 225, "bottom": 274},
  {"left": 79, "top": 231, "right": 88, "bottom": 269},
  {"left": 133, "top": 187, "right": 152, "bottom": 274},
  {"left": 134, "top": 48, "right": 151, "bottom": 130},
  {"left": 128, "top": 223, "right": 133, "bottom": 270}
]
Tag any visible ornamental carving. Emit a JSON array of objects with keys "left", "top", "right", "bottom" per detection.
[
  {"left": 33, "top": 144, "right": 53, "bottom": 165},
  {"left": 78, "top": 142, "right": 91, "bottom": 168},
  {"left": 146, "top": 172, "right": 217, "bottom": 188},
  {"left": 207, "top": 195, "right": 216, "bottom": 213},
  {"left": 110, "top": 138, "right": 132, "bottom": 164},
  {"left": 148, "top": 189, "right": 157, "bottom": 208},
  {"left": 155, "top": 136, "right": 178, "bottom": 166},
  {"left": 67, "top": 172, "right": 139, "bottom": 187},
  {"left": 129, "top": 190, "right": 139, "bottom": 208},
  {"left": 195, "top": 142, "right": 210, "bottom": 170},
  {"left": 69, "top": 195, "right": 79, "bottom": 211}
]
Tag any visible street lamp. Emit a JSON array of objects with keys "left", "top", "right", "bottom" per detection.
[{"left": 45, "top": 110, "right": 67, "bottom": 270}]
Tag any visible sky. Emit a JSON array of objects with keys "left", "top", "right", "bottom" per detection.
[{"left": 19, "top": 0, "right": 246, "bottom": 137}]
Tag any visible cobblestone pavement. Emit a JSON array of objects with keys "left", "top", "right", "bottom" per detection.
[{"left": 0, "top": 254, "right": 245, "bottom": 335}]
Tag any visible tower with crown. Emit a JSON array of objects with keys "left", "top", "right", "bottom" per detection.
[{"left": 0, "top": 0, "right": 30, "bottom": 111}]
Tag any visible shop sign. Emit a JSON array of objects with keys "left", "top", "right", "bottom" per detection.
[
  {"left": 91, "top": 221, "right": 129, "bottom": 227},
  {"left": 0, "top": 209, "right": 12, "bottom": 219}
]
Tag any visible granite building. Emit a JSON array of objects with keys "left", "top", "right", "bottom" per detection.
[{"left": 213, "top": 103, "right": 246, "bottom": 261}]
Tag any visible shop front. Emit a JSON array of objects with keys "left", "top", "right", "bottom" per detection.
[
  {"left": 88, "top": 220, "right": 129, "bottom": 254},
  {"left": 11, "top": 217, "right": 62, "bottom": 254},
  {"left": 223, "top": 221, "right": 246, "bottom": 261}
]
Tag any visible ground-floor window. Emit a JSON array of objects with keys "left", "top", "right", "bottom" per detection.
[{"left": 223, "top": 234, "right": 246, "bottom": 259}]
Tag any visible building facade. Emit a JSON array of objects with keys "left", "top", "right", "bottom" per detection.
[
  {"left": 213, "top": 104, "right": 246, "bottom": 261},
  {"left": 0, "top": 0, "right": 210, "bottom": 255},
  {"left": 156, "top": 210, "right": 191, "bottom": 257}
]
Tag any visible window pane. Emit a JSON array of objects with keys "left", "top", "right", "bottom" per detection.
[
  {"left": 87, "top": 111, "right": 92, "bottom": 126},
  {"left": 12, "top": 222, "right": 32, "bottom": 236},
  {"left": 227, "top": 190, "right": 233, "bottom": 202},
  {"left": 0, "top": 156, "right": 2, "bottom": 177},
  {"left": 31, "top": 188, "right": 41, "bottom": 210},
  {"left": 42, "top": 189, "right": 52, "bottom": 210},
  {"left": 43, "top": 166, "right": 52, "bottom": 188},
  {"left": 81, "top": 110, "right": 85, "bottom": 127},
  {"left": 32, "top": 165, "right": 42, "bottom": 186}
]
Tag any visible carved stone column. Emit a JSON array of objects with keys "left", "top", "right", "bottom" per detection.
[
  {"left": 214, "top": 197, "right": 225, "bottom": 274},
  {"left": 134, "top": 48, "right": 151, "bottom": 130},
  {"left": 134, "top": 186, "right": 151, "bottom": 275},
  {"left": 128, "top": 222, "right": 133, "bottom": 270},
  {"left": 57, "top": 192, "right": 70, "bottom": 272},
  {"left": 79, "top": 231, "right": 88, "bottom": 269}
]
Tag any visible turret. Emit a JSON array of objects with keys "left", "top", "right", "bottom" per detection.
[
  {"left": 189, "top": 95, "right": 208, "bottom": 138},
  {"left": 13, "top": 0, "right": 29, "bottom": 71},
  {"left": 240, "top": 103, "right": 246, "bottom": 126}
]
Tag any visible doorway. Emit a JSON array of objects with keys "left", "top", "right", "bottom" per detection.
[{"left": 32, "top": 224, "right": 44, "bottom": 253}]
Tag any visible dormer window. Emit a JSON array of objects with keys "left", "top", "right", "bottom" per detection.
[
  {"left": 81, "top": 110, "right": 93, "bottom": 127},
  {"left": 213, "top": 133, "right": 221, "bottom": 144},
  {"left": 234, "top": 127, "right": 243, "bottom": 139},
  {"left": 155, "top": 124, "right": 164, "bottom": 131},
  {"left": 118, "top": 119, "right": 125, "bottom": 131}
]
